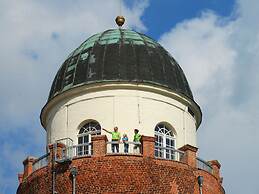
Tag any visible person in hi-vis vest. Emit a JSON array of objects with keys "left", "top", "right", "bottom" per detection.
[
  {"left": 103, "top": 127, "right": 121, "bottom": 153},
  {"left": 133, "top": 129, "right": 141, "bottom": 154}
]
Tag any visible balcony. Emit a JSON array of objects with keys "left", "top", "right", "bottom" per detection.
[
  {"left": 106, "top": 141, "right": 142, "bottom": 155},
  {"left": 22, "top": 135, "right": 218, "bottom": 183},
  {"left": 154, "top": 146, "right": 184, "bottom": 161},
  {"left": 18, "top": 135, "right": 223, "bottom": 194},
  {"left": 32, "top": 153, "right": 49, "bottom": 172},
  {"left": 196, "top": 157, "right": 213, "bottom": 173}
]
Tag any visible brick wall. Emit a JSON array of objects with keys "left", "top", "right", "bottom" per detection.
[{"left": 17, "top": 155, "right": 224, "bottom": 194}]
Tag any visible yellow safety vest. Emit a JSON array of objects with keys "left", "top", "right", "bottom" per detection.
[
  {"left": 112, "top": 132, "right": 121, "bottom": 140},
  {"left": 134, "top": 133, "right": 141, "bottom": 142}
]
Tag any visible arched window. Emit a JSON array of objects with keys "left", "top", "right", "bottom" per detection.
[
  {"left": 77, "top": 121, "right": 101, "bottom": 156},
  {"left": 154, "top": 123, "right": 176, "bottom": 160}
]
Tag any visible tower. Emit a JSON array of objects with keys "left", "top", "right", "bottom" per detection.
[{"left": 17, "top": 17, "right": 224, "bottom": 194}]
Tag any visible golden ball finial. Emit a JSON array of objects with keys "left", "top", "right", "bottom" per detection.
[{"left": 115, "top": 16, "right": 125, "bottom": 27}]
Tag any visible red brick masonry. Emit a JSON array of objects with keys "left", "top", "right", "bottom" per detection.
[
  {"left": 17, "top": 136, "right": 224, "bottom": 194},
  {"left": 17, "top": 155, "right": 224, "bottom": 194}
]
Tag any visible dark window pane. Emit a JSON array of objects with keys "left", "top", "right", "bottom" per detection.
[
  {"left": 78, "top": 137, "right": 83, "bottom": 144},
  {"left": 167, "top": 139, "right": 170, "bottom": 146}
]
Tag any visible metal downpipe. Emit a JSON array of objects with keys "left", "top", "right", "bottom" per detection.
[
  {"left": 70, "top": 167, "right": 78, "bottom": 194},
  {"left": 198, "top": 176, "right": 204, "bottom": 194}
]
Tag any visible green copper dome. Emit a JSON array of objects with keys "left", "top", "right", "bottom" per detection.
[{"left": 48, "top": 29, "right": 193, "bottom": 101}]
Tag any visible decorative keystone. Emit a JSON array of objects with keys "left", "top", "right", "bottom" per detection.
[{"left": 179, "top": 144, "right": 198, "bottom": 167}]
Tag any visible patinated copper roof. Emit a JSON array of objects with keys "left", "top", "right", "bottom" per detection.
[{"left": 48, "top": 29, "right": 193, "bottom": 101}]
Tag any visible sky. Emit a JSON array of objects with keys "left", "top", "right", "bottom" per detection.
[{"left": 0, "top": 0, "right": 258, "bottom": 193}]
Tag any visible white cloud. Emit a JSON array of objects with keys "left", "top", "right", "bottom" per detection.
[
  {"left": 159, "top": 12, "right": 236, "bottom": 104},
  {"left": 0, "top": 1, "right": 148, "bottom": 193},
  {"left": 0, "top": 0, "right": 148, "bottom": 130},
  {"left": 2, "top": 0, "right": 259, "bottom": 193},
  {"left": 159, "top": 0, "right": 259, "bottom": 194}
]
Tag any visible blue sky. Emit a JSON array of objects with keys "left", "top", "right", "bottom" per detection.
[
  {"left": 0, "top": 0, "right": 259, "bottom": 193},
  {"left": 130, "top": 0, "right": 236, "bottom": 39}
]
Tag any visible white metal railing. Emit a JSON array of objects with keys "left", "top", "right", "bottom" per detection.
[
  {"left": 154, "top": 146, "right": 184, "bottom": 161},
  {"left": 32, "top": 153, "right": 49, "bottom": 172},
  {"left": 56, "top": 137, "right": 73, "bottom": 147},
  {"left": 196, "top": 157, "right": 213, "bottom": 173},
  {"left": 106, "top": 141, "right": 142, "bottom": 154},
  {"left": 60, "top": 143, "right": 92, "bottom": 161}
]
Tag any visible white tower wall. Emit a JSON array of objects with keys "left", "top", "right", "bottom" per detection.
[{"left": 42, "top": 84, "right": 201, "bottom": 149}]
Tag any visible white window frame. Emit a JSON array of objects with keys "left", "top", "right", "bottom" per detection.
[
  {"left": 77, "top": 121, "right": 101, "bottom": 155},
  {"left": 155, "top": 123, "right": 176, "bottom": 160}
]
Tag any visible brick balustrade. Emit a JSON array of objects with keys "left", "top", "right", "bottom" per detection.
[
  {"left": 48, "top": 142, "right": 66, "bottom": 162},
  {"left": 91, "top": 135, "right": 108, "bottom": 157},
  {"left": 179, "top": 144, "right": 198, "bottom": 168},
  {"left": 19, "top": 136, "right": 202, "bottom": 179},
  {"left": 208, "top": 160, "right": 222, "bottom": 182},
  {"left": 22, "top": 156, "right": 36, "bottom": 179},
  {"left": 18, "top": 135, "right": 224, "bottom": 194},
  {"left": 141, "top": 135, "right": 155, "bottom": 158}
]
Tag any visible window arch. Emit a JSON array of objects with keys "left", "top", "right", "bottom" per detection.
[
  {"left": 77, "top": 120, "right": 101, "bottom": 155},
  {"left": 154, "top": 123, "right": 176, "bottom": 160}
]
